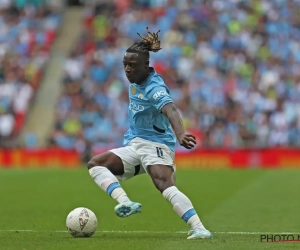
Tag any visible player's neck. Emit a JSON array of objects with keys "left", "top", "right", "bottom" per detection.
[{"left": 136, "top": 70, "right": 150, "bottom": 85}]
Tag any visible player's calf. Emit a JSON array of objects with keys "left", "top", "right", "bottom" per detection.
[
  {"left": 162, "top": 186, "right": 213, "bottom": 239},
  {"left": 148, "top": 164, "right": 212, "bottom": 239},
  {"left": 88, "top": 152, "right": 130, "bottom": 204}
]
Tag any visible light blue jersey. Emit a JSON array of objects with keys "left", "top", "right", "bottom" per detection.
[{"left": 124, "top": 67, "right": 176, "bottom": 152}]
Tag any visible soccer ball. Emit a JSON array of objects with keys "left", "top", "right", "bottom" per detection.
[{"left": 66, "top": 207, "right": 98, "bottom": 237}]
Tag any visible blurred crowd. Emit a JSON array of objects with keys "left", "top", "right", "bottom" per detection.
[
  {"left": 49, "top": 0, "right": 300, "bottom": 160},
  {"left": 0, "top": 0, "right": 61, "bottom": 146}
]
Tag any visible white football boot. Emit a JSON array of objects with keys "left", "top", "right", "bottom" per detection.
[
  {"left": 187, "top": 228, "right": 213, "bottom": 240},
  {"left": 114, "top": 201, "right": 142, "bottom": 218}
]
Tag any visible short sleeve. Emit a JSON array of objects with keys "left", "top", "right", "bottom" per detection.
[{"left": 146, "top": 84, "right": 173, "bottom": 112}]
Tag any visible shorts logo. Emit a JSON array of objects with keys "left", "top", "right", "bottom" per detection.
[
  {"left": 131, "top": 86, "right": 136, "bottom": 95},
  {"left": 153, "top": 90, "right": 167, "bottom": 100}
]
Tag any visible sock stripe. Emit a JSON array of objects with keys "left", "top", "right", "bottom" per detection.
[
  {"left": 181, "top": 208, "right": 196, "bottom": 223},
  {"left": 106, "top": 182, "right": 121, "bottom": 196}
]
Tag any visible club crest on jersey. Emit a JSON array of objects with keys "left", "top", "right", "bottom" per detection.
[{"left": 131, "top": 86, "right": 136, "bottom": 95}]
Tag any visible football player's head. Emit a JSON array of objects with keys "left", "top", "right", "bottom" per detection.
[{"left": 123, "top": 27, "right": 161, "bottom": 84}]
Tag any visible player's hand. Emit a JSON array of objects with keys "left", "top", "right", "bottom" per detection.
[{"left": 178, "top": 134, "right": 196, "bottom": 149}]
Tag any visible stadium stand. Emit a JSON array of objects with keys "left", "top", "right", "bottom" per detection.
[
  {"left": 0, "top": 0, "right": 61, "bottom": 147},
  {"left": 49, "top": 0, "right": 300, "bottom": 161}
]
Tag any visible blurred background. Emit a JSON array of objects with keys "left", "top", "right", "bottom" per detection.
[{"left": 1, "top": 0, "right": 300, "bottom": 168}]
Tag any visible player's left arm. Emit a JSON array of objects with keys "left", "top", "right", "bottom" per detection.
[
  {"left": 147, "top": 83, "right": 196, "bottom": 149},
  {"left": 161, "top": 103, "right": 196, "bottom": 149}
]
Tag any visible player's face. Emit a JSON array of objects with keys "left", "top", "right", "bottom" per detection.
[{"left": 123, "top": 52, "right": 148, "bottom": 84}]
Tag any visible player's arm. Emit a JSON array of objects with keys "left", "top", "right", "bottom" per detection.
[{"left": 161, "top": 103, "right": 196, "bottom": 149}]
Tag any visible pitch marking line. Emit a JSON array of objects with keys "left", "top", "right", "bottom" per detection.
[{"left": 1, "top": 230, "right": 300, "bottom": 235}]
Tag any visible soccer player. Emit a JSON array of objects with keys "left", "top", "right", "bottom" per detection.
[{"left": 87, "top": 27, "right": 213, "bottom": 240}]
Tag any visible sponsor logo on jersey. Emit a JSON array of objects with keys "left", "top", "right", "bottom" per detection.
[
  {"left": 138, "top": 93, "right": 144, "bottom": 99},
  {"left": 153, "top": 90, "right": 167, "bottom": 100},
  {"left": 129, "top": 101, "right": 144, "bottom": 114}
]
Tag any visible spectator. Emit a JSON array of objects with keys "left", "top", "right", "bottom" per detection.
[
  {"left": 50, "top": 0, "right": 300, "bottom": 159},
  {"left": 0, "top": 2, "right": 61, "bottom": 147},
  {"left": 0, "top": 110, "right": 15, "bottom": 138}
]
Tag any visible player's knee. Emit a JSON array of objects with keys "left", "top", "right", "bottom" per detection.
[
  {"left": 87, "top": 154, "right": 107, "bottom": 170},
  {"left": 87, "top": 152, "right": 123, "bottom": 176},
  {"left": 87, "top": 157, "right": 99, "bottom": 170},
  {"left": 152, "top": 177, "right": 174, "bottom": 193},
  {"left": 149, "top": 165, "right": 175, "bottom": 192}
]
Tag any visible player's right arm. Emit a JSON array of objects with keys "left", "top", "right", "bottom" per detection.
[
  {"left": 161, "top": 103, "right": 196, "bottom": 150},
  {"left": 146, "top": 80, "right": 196, "bottom": 149}
]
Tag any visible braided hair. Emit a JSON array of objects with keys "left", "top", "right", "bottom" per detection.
[{"left": 126, "top": 27, "right": 162, "bottom": 55}]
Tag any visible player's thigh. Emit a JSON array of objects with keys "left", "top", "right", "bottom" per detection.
[
  {"left": 134, "top": 138, "right": 176, "bottom": 172},
  {"left": 134, "top": 138, "right": 176, "bottom": 190},
  {"left": 87, "top": 151, "right": 124, "bottom": 176},
  {"left": 109, "top": 146, "right": 145, "bottom": 181}
]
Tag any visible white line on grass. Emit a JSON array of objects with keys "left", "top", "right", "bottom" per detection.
[
  {"left": 1, "top": 230, "right": 300, "bottom": 235},
  {"left": 103, "top": 231, "right": 300, "bottom": 235}
]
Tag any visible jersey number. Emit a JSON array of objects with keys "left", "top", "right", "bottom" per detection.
[{"left": 156, "top": 147, "right": 164, "bottom": 158}]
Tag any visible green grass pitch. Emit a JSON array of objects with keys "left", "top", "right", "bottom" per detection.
[{"left": 0, "top": 168, "right": 300, "bottom": 250}]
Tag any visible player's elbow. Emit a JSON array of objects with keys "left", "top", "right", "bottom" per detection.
[{"left": 162, "top": 103, "right": 177, "bottom": 117}]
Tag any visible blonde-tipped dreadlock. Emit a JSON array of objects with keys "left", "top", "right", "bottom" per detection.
[{"left": 126, "top": 27, "right": 162, "bottom": 54}]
